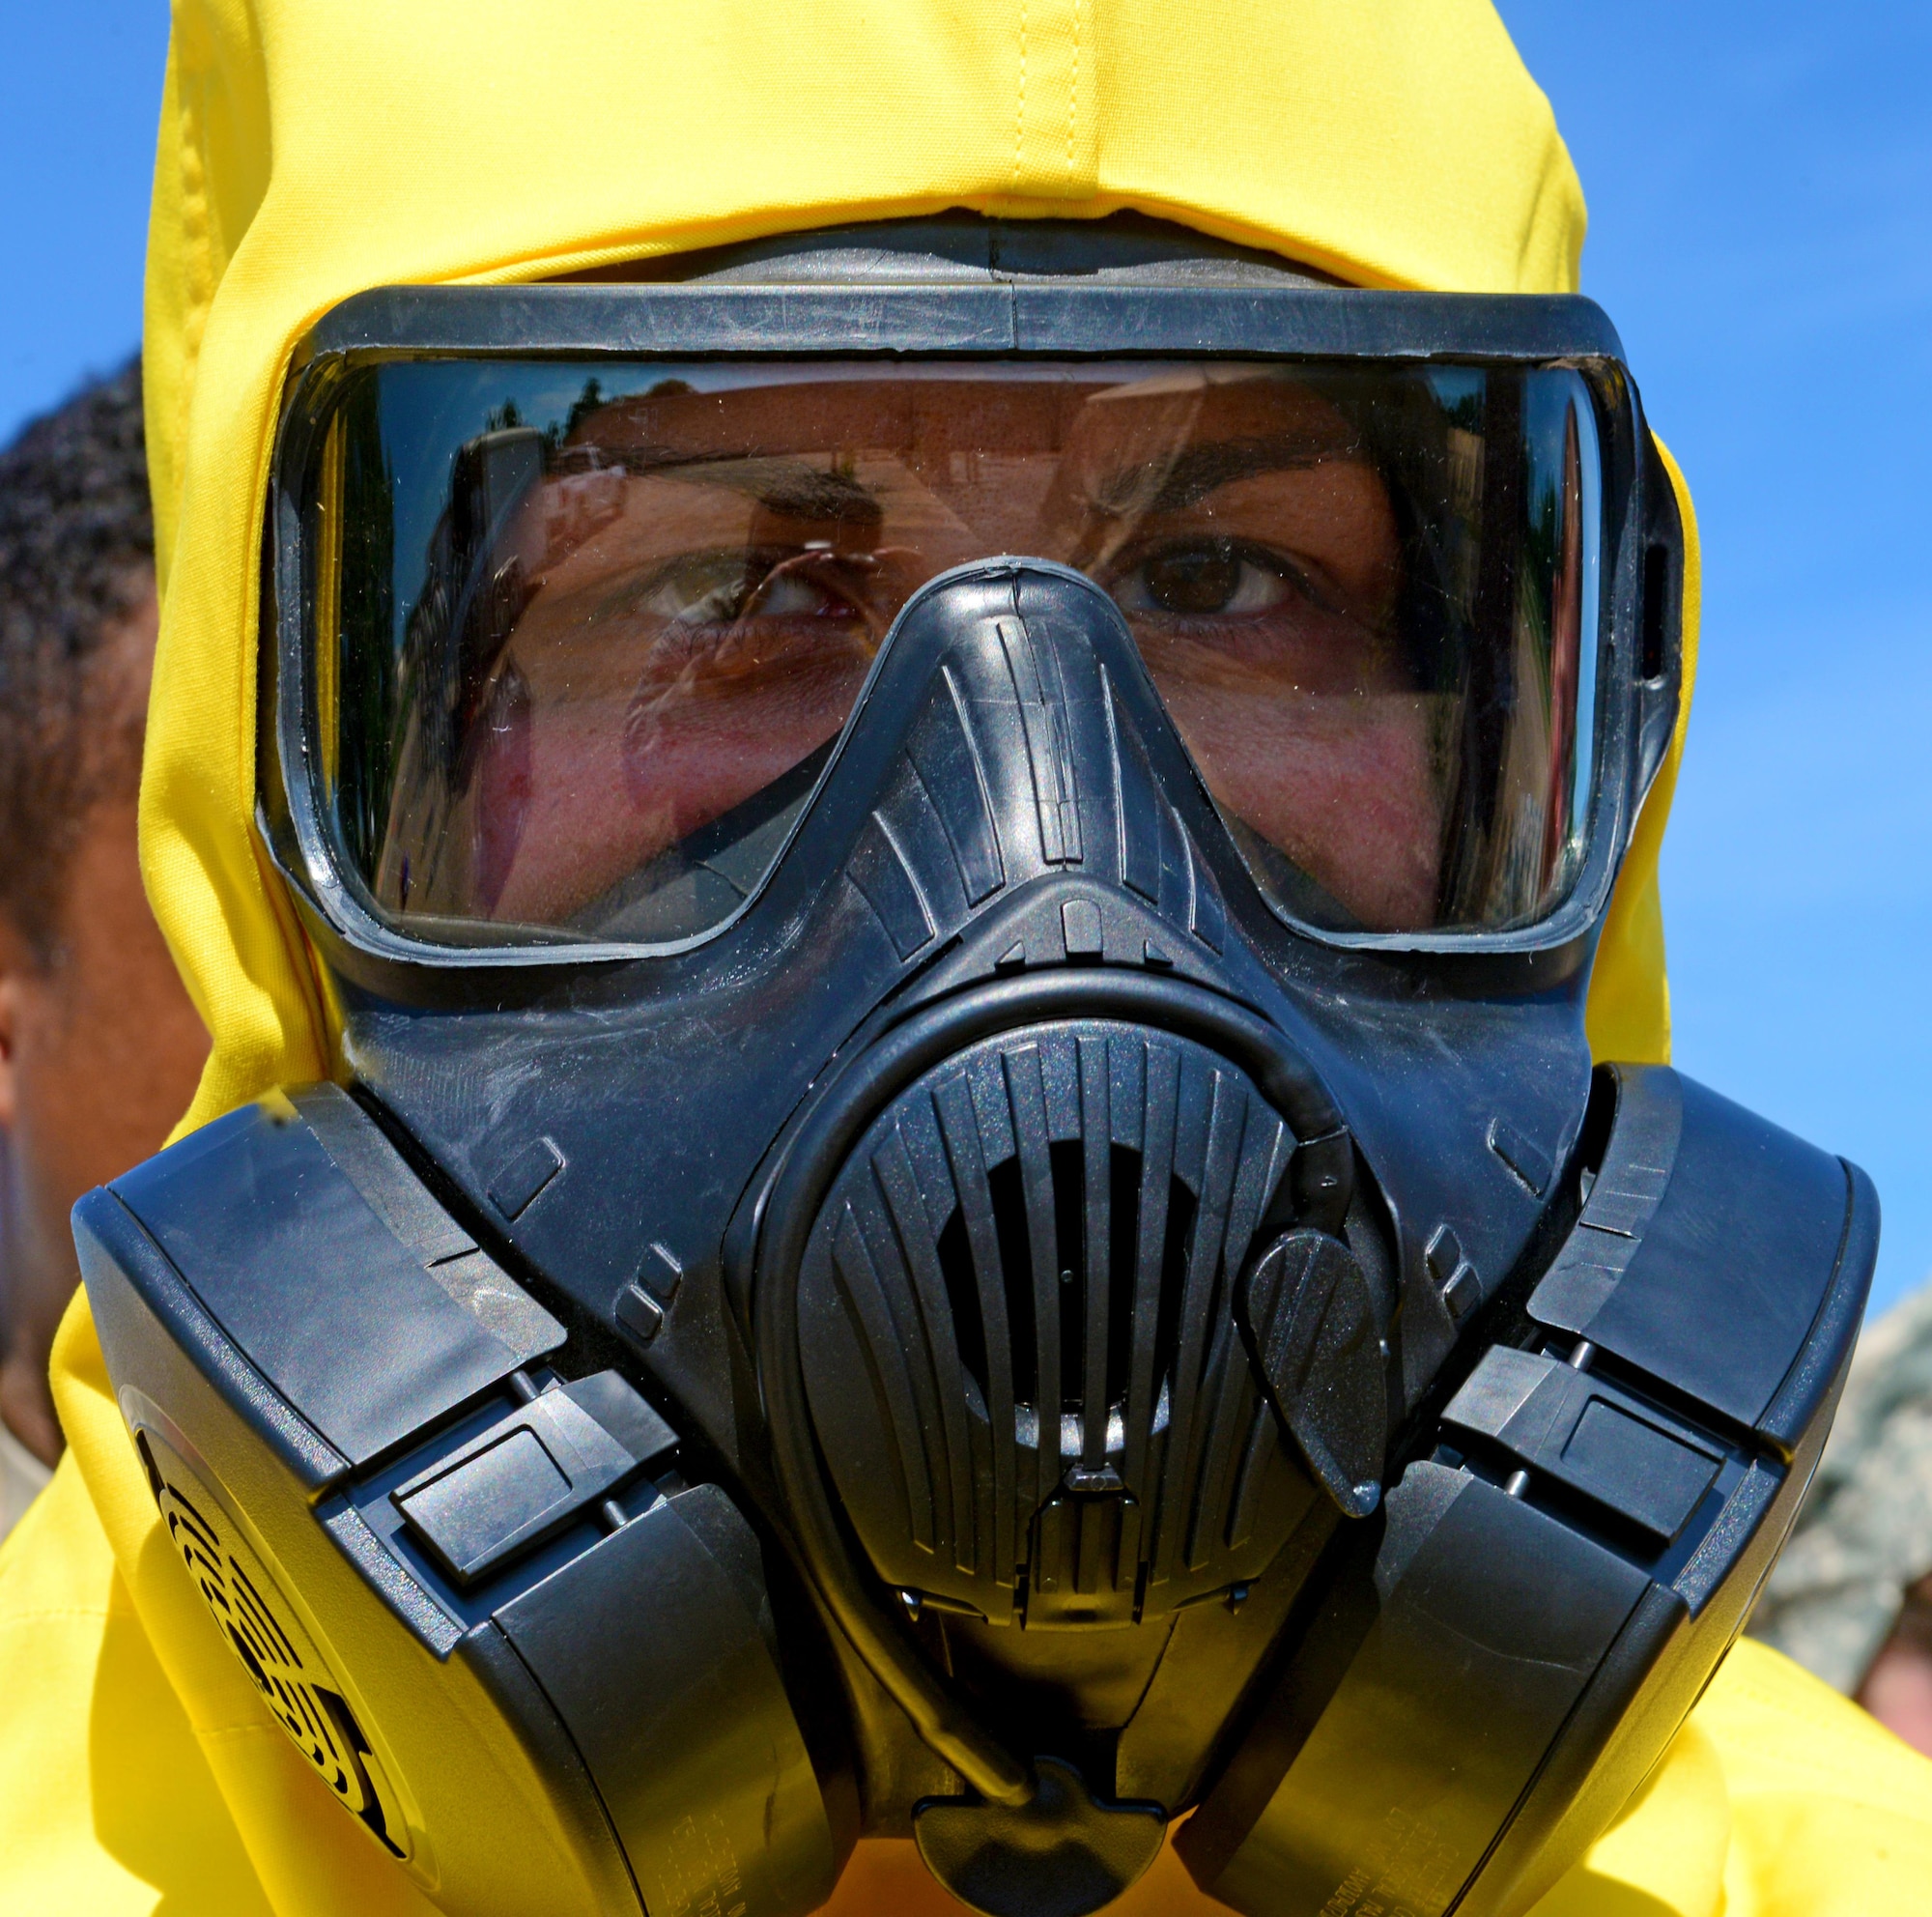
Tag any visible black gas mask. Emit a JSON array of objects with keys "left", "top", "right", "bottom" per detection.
[{"left": 79, "top": 220, "right": 1875, "bottom": 1917}]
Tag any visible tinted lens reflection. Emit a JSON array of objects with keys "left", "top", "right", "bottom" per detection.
[{"left": 314, "top": 361, "right": 1598, "bottom": 943}]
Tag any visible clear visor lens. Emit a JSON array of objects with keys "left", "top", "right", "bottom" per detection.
[{"left": 305, "top": 359, "right": 1601, "bottom": 944}]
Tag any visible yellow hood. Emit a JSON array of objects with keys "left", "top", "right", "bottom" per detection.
[
  {"left": 2, "top": 10, "right": 1759, "bottom": 1917},
  {"left": 136, "top": 0, "right": 1687, "bottom": 1131}
]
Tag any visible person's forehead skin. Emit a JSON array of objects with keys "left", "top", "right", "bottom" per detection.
[
  {"left": 584, "top": 374, "right": 1082, "bottom": 463},
  {"left": 571, "top": 369, "right": 1371, "bottom": 507},
  {"left": 11, "top": 587, "right": 201, "bottom": 1103}
]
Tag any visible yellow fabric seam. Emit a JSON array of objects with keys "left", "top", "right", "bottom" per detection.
[
  {"left": 197, "top": 1719, "right": 308, "bottom": 1746},
  {"left": 1068, "top": 0, "right": 1080, "bottom": 183},
  {"left": 1016, "top": 0, "right": 1029, "bottom": 193},
  {"left": 170, "top": 68, "right": 211, "bottom": 563}
]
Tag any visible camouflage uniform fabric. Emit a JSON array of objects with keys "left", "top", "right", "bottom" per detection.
[{"left": 1751, "top": 1278, "right": 1932, "bottom": 1691}]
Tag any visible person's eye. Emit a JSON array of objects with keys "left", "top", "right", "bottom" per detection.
[
  {"left": 636, "top": 550, "right": 860, "bottom": 625},
  {"left": 637, "top": 552, "right": 762, "bottom": 624},
  {"left": 1111, "top": 539, "right": 1301, "bottom": 618},
  {"left": 755, "top": 562, "right": 861, "bottom": 619}
]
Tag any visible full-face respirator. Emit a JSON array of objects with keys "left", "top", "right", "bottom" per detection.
[{"left": 79, "top": 220, "right": 1875, "bottom": 1917}]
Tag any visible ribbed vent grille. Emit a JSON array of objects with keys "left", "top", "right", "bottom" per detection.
[
  {"left": 798, "top": 1018, "right": 1320, "bottom": 1627},
  {"left": 132, "top": 1427, "right": 411, "bottom": 1857}
]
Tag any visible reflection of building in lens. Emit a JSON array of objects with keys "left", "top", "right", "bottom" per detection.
[
  {"left": 545, "top": 443, "right": 626, "bottom": 553},
  {"left": 1433, "top": 384, "right": 1590, "bottom": 930},
  {"left": 377, "top": 426, "right": 549, "bottom": 924}
]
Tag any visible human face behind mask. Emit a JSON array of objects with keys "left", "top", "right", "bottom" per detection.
[
  {"left": 339, "top": 359, "right": 1593, "bottom": 949},
  {"left": 483, "top": 372, "right": 1420, "bottom": 930}
]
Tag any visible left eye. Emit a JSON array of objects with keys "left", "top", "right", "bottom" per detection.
[
  {"left": 1112, "top": 540, "right": 1292, "bottom": 618},
  {"left": 756, "top": 564, "right": 859, "bottom": 618}
]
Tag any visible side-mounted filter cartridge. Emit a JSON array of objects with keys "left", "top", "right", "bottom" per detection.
[
  {"left": 77, "top": 1083, "right": 841, "bottom": 1917},
  {"left": 1178, "top": 1066, "right": 1876, "bottom": 1917}
]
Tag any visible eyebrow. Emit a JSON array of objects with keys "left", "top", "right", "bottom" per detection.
[
  {"left": 635, "top": 453, "right": 883, "bottom": 526},
  {"left": 1089, "top": 433, "right": 1365, "bottom": 517}
]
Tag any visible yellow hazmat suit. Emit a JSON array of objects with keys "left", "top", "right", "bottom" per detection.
[{"left": 1, "top": 4, "right": 1928, "bottom": 1913}]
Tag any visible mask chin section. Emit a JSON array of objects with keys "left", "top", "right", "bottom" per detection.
[{"left": 913, "top": 1755, "right": 1167, "bottom": 1917}]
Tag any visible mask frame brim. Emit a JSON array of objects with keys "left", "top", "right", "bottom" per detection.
[{"left": 257, "top": 283, "right": 1680, "bottom": 973}]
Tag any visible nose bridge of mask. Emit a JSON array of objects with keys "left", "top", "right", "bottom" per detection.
[
  {"left": 789, "top": 558, "right": 1240, "bottom": 968},
  {"left": 847, "top": 565, "right": 1100, "bottom": 912}
]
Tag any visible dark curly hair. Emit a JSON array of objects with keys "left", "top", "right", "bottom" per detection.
[{"left": 0, "top": 361, "right": 155, "bottom": 966}]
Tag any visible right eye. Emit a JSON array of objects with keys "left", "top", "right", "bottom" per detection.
[{"left": 635, "top": 550, "right": 862, "bottom": 625}]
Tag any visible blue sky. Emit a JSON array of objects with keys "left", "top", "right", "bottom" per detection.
[
  {"left": 1495, "top": 2, "right": 1932, "bottom": 1317},
  {"left": 5, "top": 6, "right": 1929, "bottom": 1313}
]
